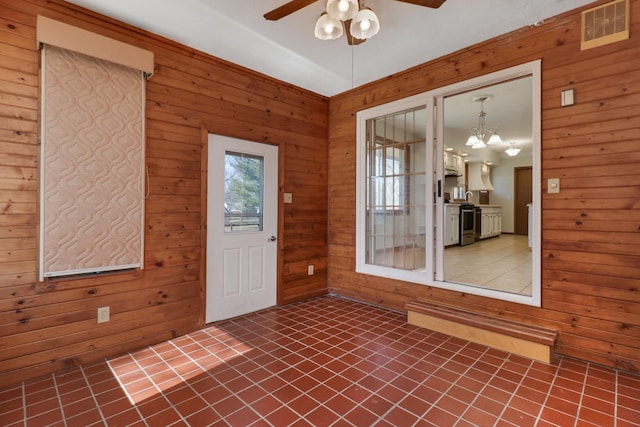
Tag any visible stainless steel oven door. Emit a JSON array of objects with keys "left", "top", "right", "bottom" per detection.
[{"left": 460, "top": 206, "right": 475, "bottom": 246}]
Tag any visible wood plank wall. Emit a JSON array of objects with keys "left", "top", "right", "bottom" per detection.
[
  {"left": 0, "top": 0, "right": 328, "bottom": 385},
  {"left": 328, "top": 0, "right": 640, "bottom": 372}
]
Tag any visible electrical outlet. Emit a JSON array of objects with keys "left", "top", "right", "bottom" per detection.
[
  {"left": 97, "top": 306, "right": 110, "bottom": 323},
  {"left": 307, "top": 265, "right": 314, "bottom": 276}
]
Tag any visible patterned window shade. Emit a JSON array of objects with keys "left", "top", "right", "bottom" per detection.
[{"left": 40, "top": 45, "right": 145, "bottom": 280}]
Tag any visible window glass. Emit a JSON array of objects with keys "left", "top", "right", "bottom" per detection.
[
  {"left": 364, "top": 107, "right": 427, "bottom": 271},
  {"left": 224, "top": 152, "right": 264, "bottom": 233}
]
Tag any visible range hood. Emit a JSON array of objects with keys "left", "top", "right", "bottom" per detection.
[
  {"left": 445, "top": 168, "right": 461, "bottom": 177},
  {"left": 467, "top": 162, "right": 494, "bottom": 191}
]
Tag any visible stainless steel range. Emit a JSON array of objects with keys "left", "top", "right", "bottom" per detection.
[{"left": 459, "top": 203, "right": 476, "bottom": 246}]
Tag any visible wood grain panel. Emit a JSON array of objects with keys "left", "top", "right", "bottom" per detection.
[
  {"left": 0, "top": 0, "right": 328, "bottom": 386},
  {"left": 328, "top": 0, "right": 640, "bottom": 372}
]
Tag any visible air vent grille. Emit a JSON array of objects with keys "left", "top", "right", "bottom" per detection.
[{"left": 581, "top": 0, "right": 629, "bottom": 50}]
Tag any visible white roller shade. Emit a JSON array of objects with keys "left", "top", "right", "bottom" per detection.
[{"left": 39, "top": 45, "right": 145, "bottom": 280}]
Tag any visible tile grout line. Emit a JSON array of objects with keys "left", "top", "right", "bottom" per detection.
[
  {"left": 165, "top": 333, "right": 261, "bottom": 423},
  {"left": 21, "top": 381, "right": 26, "bottom": 427},
  {"left": 219, "top": 307, "right": 383, "bottom": 424},
  {"left": 235, "top": 313, "right": 355, "bottom": 425},
  {"left": 377, "top": 335, "right": 492, "bottom": 425},
  {"left": 614, "top": 369, "right": 618, "bottom": 427},
  {"left": 448, "top": 342, "right": 516, "bottom": 425},
  {"left": 51, "top": 373, "right": 68, "bottom": 427},
  {"left": 574, "top": 362, "right": 590, "bottom": 427},
  {"left": 79, "top": 364, "right": 108, "bottom": 426},
  {"left": 127, "top": 348, "right": 188, "bottom": 426},
  {"left": 105, "top": 355, "right": 149, "bottom": 426},
  {"left": 148, "top": 344, "right": 219, "bottom": 423},
  {"left": 4, "top": 296, "right": 637, "bottom": 426},
  {"left": 365, "top": 328, "right": 448, "bottom": 425},
  {"left": 228, "top": 304, "right": 405, "bottom": 425},
  {"left": 493, "top": 356, "right": 549, "bottom": 426},
  {"left": 533, "top": 359, "right": 561, "bottom": 426}
]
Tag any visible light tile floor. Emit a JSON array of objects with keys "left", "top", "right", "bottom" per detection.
[
  {"left": 1, "top": 296, "right": 639, "bottom": 426},
  {"left": 444, "top": 234, "right": 532, "bottom": 295}
]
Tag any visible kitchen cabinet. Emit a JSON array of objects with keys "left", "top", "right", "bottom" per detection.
[
  {"left": 444, "top": 152, "right": 463, "bottom": 175},
  {"left": 445, "top": 204, "right": 460, "bottom": 246},
  {"left": 479, "top": 206, "right": 502, "bottom": 239},
  {"left": 444, "top": 152, "right": 457, "bottom": 172}
]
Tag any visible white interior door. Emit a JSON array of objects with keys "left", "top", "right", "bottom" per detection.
[{"left": 206, "top": 135, "right": 278, "bottom": 323}]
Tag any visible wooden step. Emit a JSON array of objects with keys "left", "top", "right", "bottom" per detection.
[{"left": 406, "top": 301, "right": 557, "bottom": 363}]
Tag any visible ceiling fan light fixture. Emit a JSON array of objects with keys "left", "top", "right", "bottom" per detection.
[
  {"left": 314, "top": 12, "right": 343, "bottom": 40},
  {"left": 326, "top": 0, "right": 359, "bottom": 21},
  {"left": 350, "top": 8, "right": 380, "bottom": 39}
]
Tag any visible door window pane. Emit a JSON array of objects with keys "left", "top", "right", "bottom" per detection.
[
  {"left": 224, "top": 151, "right": 263, "bottom": 233},
  {"left": 365, "top": 106, "right": 427, "bottom": 271}
]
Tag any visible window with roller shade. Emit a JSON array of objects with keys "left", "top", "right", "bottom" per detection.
[{"left": 38, "top": 17, "right": 153, "bottom": 280}]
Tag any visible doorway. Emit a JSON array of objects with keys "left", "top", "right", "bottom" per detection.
[
  {"left": 206, "top": 135, "right": 278, "bottom": 323},
  {"left": 514, "top": 166, "right": 532, "bottom": 235}
]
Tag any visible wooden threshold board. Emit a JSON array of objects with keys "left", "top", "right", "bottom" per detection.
[{"left": 406, "top": 301, "right": 557, "bottom": 363}]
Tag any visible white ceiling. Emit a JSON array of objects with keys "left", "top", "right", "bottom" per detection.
[
  {"left": 65, "top": 0, "right": 595, "bottom": 97},
  {"left": 444, "top": 76, "right": 534, "bottom": 164}
]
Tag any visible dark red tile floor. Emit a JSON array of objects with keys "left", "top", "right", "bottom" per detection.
[{"left": 1, "top": 296, "right": 639, "bottom": 426}]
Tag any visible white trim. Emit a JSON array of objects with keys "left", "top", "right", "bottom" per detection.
[
  {"left": 139, "top": 74, "right": 146, "bottom": 271},
  {"left": 44, "top": 264, "right": 141, "bottom": 278},
  {"left": 206, "top": 135, "right": 279, "bottom": 323},
  {"left": 356, "top": 60, "right": 542, "bottom": 307},
  {"left": 38, "top": 47, "right": 47, "bottom": 282},
  {"left": 355, "top": 94, "right": 434, "bottom": 277}
]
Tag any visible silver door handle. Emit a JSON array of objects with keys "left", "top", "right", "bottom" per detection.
[{"left": 268, "top": 235, "right": 277, "bottom": 242}]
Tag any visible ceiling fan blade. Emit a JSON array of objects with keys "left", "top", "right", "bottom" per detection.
[
  {"left": 393, "top": 0, "right": 447, "bottom": 8},
  {"left": 264, "top": 0, "right": 318, "bottom": 21},
  {"left": 344, "top": 21, "right": 366, "bottom": 46}
]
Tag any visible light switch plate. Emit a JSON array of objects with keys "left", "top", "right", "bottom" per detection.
[
  {"left": 561, "top": 89, "right": 574, "bottom": 107},
  {"left": 548, "top": 178, "right": 560, "bottom": 194},
  {"left": 284, "top": 193, "right": 292, "bottom": 204}
]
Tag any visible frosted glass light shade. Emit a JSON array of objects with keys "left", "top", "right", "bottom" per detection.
[
  {"left": 487, "top": 133, "right": 503, "bottom": 145},
  {"left": 315, "top": 13, "right": 343, "bottom": 40},
  {"left": 505, "top": 147, "right": 521, "bottom": 156},
  {"left": 326, "top": 0, "right": 358, "bottom": 21},
  {"left": 466, "top": 135, "right": 480, "bottom": 146},
  {"left": 471, "top": 140, "right": 486, "bottom": 149},
  {"left": 350, "top": 8, "right": 380, "bottom": 39},
  {"left": 505, "top": 143, "right": 521, "bottom": 156}
]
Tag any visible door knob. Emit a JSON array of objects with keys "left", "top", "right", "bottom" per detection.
[{"left": 268, "top": 235, "right": 277, "bottom": 242}]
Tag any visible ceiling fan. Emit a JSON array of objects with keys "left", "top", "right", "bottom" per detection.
[{"left": 264, "top": 0, "right": 447, "bottom": 45}]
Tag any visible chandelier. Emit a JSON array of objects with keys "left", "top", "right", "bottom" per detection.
[
  {"left": 314, "top": 0, "right": 380, "bottom": 42},
  {"left": 505, "top": 142, "right": 521, "bottom": 157},
  {"left": 465, "top": 96, "right": 503, "bottom": 149}
]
